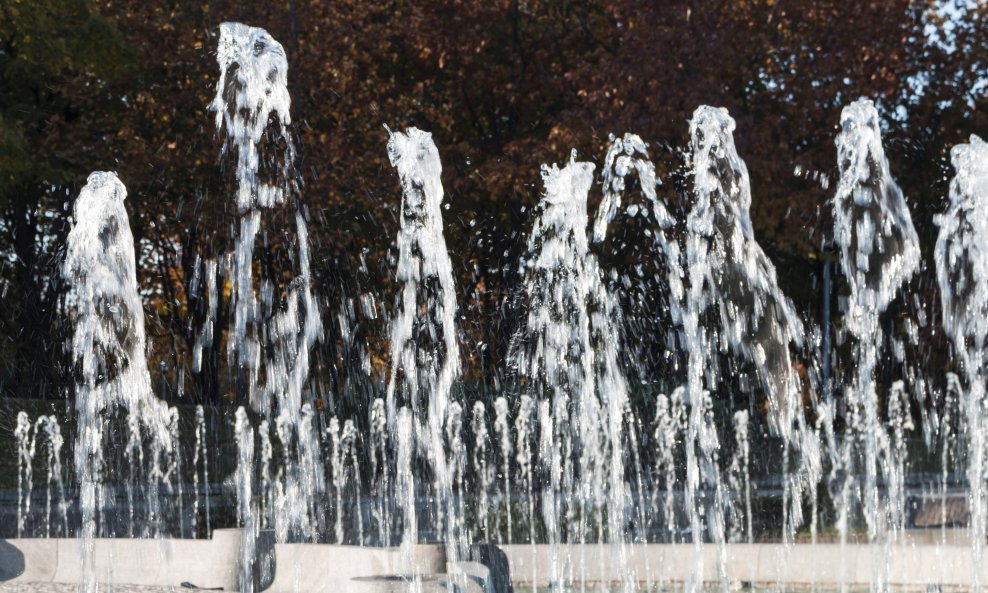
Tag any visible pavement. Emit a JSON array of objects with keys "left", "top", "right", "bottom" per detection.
[{"left": 0, "top": 585, "right": 177, "bottom": 593}]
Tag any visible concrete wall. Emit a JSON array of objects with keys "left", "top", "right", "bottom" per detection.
[
  {"left": 0, "top": 528, "right": 240, "bottom": 589},
  {"left": 501, "top": 542, "right": 988, "bottom": 588},
  {"left": 2, "top": 537, "right": 987, "bottom": 590},
  {"left": 265, "top": 543, "right": 445, "bottom": 593}
]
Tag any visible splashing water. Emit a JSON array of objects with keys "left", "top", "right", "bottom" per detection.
[
  {"left": 15, "top": 412, "right": 32, "bottom": 539},
  {"left": 62, "top": 172, "right": 176, "bottom": 592},
  {"left": 192, "top": 405, "right": 211, "bottom": 537},
  {"left": 446, "top": 402, "right": 467, "bottom": 550},
  {"left": 727, "top": 410, "right": 752, "bottom": 544},
  {"left": 515, "top": 395, "right": 536, "bottom": 544},
  {"left": 509, "top": 150, "right": 637, "bottom": 589},
  {"left": 513, "top": 155, "right": 590, "bottom": 558},
  {"left": 211, "top": 22, "right": 324, "bottom": 542},
  {"left": 594, "top": 133, "right": 684, "bottom": 321},
  {"left": 512, "top": 156, "right": 601, "bottom": 560},
  {"left": 385, "top": 127, "right": 462, "bottom": 559},
  {"left": 210, "top": 22, "right": 295, "bottom": 211},
  {"left": 471, "top": 401, "right": 492, "bottom": 543},
  {"left": 831, "top": 98, "right": 920, "bottom": 547},
  {"left": 690, "top": 106, "right": 822, "bottom": 553},
  {"left": 15, "top": 413, "right": 69, "bottom": 539},
  {"left": 935, "top": 134, "right": 988, "bottom": 588},
  {"left": 652, "top": 388, "right": 685, "bottom": 542},
  {"left": 234, "top": 407, "right": 257, "bottom": 593},
  {"left": 494, "top": 396, "right": 513, "bottom": 544},
  {"left": 370, "top": 397, "right": 392, "bottom": 545},
  {"left": 29, "top": 26, "right": 988, "bottom": 590}
]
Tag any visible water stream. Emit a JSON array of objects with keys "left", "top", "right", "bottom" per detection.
[{"left": 16, "top": 19, "right": 988, "bottom": 593}]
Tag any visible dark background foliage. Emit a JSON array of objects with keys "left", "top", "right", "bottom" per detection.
[{"left": 1, "top": 0, "right": 986, "bottom": 421}]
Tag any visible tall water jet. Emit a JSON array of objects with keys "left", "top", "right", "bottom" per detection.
[
  {"left": 63, "top": 171, "right": 173, "bottom": 592},
  {"left": 935, "top": 134, "right": 988, "bottom": 589},
  {"left": 511, "top": 152, "right": 635, "bottom": 589},
  {"left": 727, "top": 410, "right": 752, "bottom": 544},
  {"left": 210, "top": 22, "right": 324, "bottom": 541},
  {"left": 688, "top": 106, "right": 811, "bottom": 470},
  {"left": 684, "top": 105, "right": 814, "bottom": 588},
  {"left": 192, "top": 404, "right": 211, "bottom": 537},
  {"left": 511, "top": 156, "right": 597, "bottom": 557},
  {"left": 234, "top": 407, "right": 257, "bottom": 593},
  {"left": 369, "top": 397, "right": 391, "bottom": 545},
  {"left": 494, "top": 396, "right": 513, "bottom": 544},
  {"left": 831, "top": 98, "right": 920, "bottom": 547},
  {"left": 385, "top": 127, "right": 462, "bottom": 559}
]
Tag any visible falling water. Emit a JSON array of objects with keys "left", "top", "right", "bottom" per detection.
[
  {"left": 653, "top": 388, "right": 685, "bottom": 541},
  {"left": 510, "top": 155, "right": 598, "bottom": 558},
  {"left": 494, "top": 396, "right": 513, "bottom": 544},
  {"left": 329, "top": 417, "right": 345, "bottom": 543},
  {"left": 15, "top": 412, "right": 31, "bottom": 538},
  {"left": 62, "top": 171, "right": 175, "bottom": 592},
  {"left": 935, "top": 134, "right": 988, "bottom": 588},
  {"left": 385, "top": 127, "right": 462, "bottom": 558},
  {"left": 446, "top": 402, "right": 467, "bottom": 551},
  {"left": 727, "top": 410, "right": 752, "bottom": 543},
  {"left": 344, "top": 419, "right": 365, "bottom": 546},
  {"left": 510, "top": 149, "right": 639, "bottom": 588},
  {"left": 192, "top": 404, "right": 211, "bottom": 536},
  {"left": 471, "top": 401, "right": 492, "bottom": 543},
  {"left": 396, "top": 407, "right": 417, "bottom": 560},
  {"left": 210, "top": 22, "right": 324, "bottom": 542},
  {"left": 15, "top": 413, "right": 69, "bottom": 539},
  {"left": 191, "top": 258, "right": 218, "bottom": 374},
  {"left": 537, "top": 399, "right": 562, "bottom": 589},
  {"left": 831, "top": 98, "right": 920, "bottom": 547},
  {"left": 515, "top": 395, "right": 536, "bottom": 544},
  {"left": 20, "top": 23, "right": 988, "bottom": 590},
  {"left": 687, "top": 105, "right": 815, "bottom": 552},
  {"left": 43, "top": 416, "right": 69, "bottom": 539},
  {"left": 234, "top": 407, "right": 256, "bottom": 593},
  {"left": 370, "top": 397, "right": 391, "bottom": 545},
  {"left": 594, "top": 133, "right": 684, "bottom": 323}
]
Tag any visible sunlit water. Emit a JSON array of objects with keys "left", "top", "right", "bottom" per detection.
[{"left": 8, "top": 19, "right": 988, "bottom": 593}]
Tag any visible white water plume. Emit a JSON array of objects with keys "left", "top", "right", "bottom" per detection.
[
  {"left": 63, "top": 171, "right": 175, "bottom": 592},
  {"left": 509, "top": 150, "right": 637, "bottom": 588},
  {"left": 652, "top": 387, "right": 685, "bottom": 541},
  {"left": 832, "top": 98, "right": 920, "bottom": 543},
  {"left": 935, "top": 134, "right": 988, "bottom": 587},
  {"left": 211, "top": 22, "right": 324, "bottom": 543},
  {"left": 593, "top": 133, "right": 684, "bottom": 319},
  {"left": 385, "top": 126, "right": 462, "bottom": 558},
  {"left": 192, "top": 404, "right": 211, "bottom": 536},
  {"left": 471, "top": 401, "right": 492, "bottom": 542},
  {"left": 370, "top": 397, "right": 391, "bottom": 545},
  {"left": 686, "top": 105, "right": 819, "bottom": 555},
  {"left": 211, "top": 22, "right": 295, "bottom": 212}
]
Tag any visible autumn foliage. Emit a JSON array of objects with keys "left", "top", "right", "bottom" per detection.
[{"left": 1, "top": 0, "right": 986, "bottom": 409}]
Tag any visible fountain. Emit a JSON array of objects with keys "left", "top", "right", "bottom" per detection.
[
  {"left": 4, "top": 19, "right": 988, "bottom": 593},
  {"left": 384, "top": 126, "right": 462, "bottom": 568},
  {"left": 936, "top": 134, "right": 988, "bottom": 588}
]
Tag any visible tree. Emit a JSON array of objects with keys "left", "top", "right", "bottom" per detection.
[
  {"left": 0, "top": 0, "right": 131, "bottom": 397},
  {"left": 2, "top": 0, "right": 985, "bottom": 413}
]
